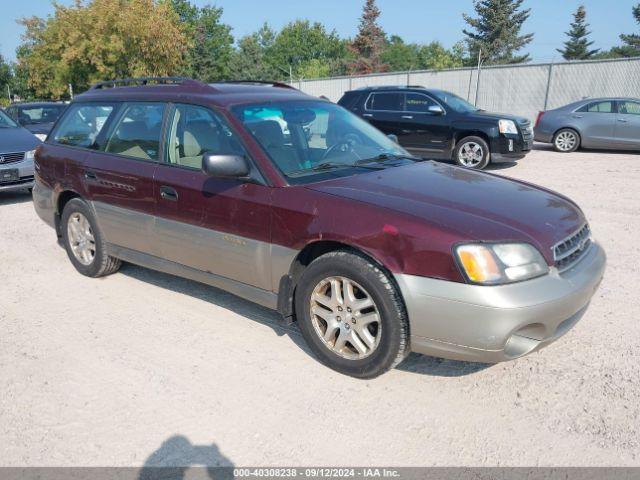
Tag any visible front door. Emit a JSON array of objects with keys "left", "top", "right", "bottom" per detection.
[
  {"left": 573, "top": 100, "right": 617, "bottom": 148},
  {"left": 614, "top": 100, "right": 640, "bottom": 149},
  {"left": 399, "top": 92, "right": 451, "bottom": 157},
  {"left": 154, "top": 103, "right": 273, "bottom": 291}
]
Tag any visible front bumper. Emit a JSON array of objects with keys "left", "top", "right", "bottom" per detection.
[
  {"left": 490, "top": 133, "right": 533, "bottom": 162},
  {"left": 395, "top": 241, "right": 606, "bottom": 363},
  {"left": 0, "top": 158, "right": 34, "bottom": 192}
]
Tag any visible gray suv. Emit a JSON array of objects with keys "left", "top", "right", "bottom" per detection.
[
  {"left": 0, "top": 109, "right": 40, "bottom": 193},
  {"left": 534, "top": 97, "right": 640, "bottom": 153}
]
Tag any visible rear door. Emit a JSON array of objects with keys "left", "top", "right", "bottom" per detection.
[
  {"left": 153, "top": 103, "right": 273, "bottom": 291},
  {"left": 614, "top": 100, "right": 640, "bottom": 149},
  {"left": 83, "top": 102, "right": 165, "bottom": 256},
  {"left": 573, "top": 100, "right": 617, "bottom": 148}
]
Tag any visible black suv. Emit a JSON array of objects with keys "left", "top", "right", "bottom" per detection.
[{"left": 338, "top": 86, "right": 533, "bottom": 170}]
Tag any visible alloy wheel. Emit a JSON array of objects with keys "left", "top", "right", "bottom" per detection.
[
  {"left": 555, "top": 131, "right": 577, "bottom": 152},
  {"left": 67, "top": 212, "right": 96, "bottom": 266},
  {"left": 458, "top": 142, "right": 484, "bottom": 167},
  {"left": 309, "top": 276, "right": 382, "bottom": 360}
]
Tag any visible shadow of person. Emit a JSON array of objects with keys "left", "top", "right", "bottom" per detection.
[{"left": 138, "top": 435, "right": 234, "bottom": 480}]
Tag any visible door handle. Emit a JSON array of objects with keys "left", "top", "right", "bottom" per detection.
[
  {"left": 84, "top": 170, "right": 98, "bottom": 181},
  {"left": 362, "top": 113, "right": 373, "bottom": 118},
  {"left": 160, "top": 186, "right": 178, "bottom": 201},
  {"left": 618, "top": 118, "right": 629, "bottom": 123},
  {"left": 401, "top": 115, "right": 414, "bottom": 119}
]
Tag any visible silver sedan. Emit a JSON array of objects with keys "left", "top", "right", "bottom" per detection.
[{"left": 534, "top": 97, "right": 640, "bottom": 153}]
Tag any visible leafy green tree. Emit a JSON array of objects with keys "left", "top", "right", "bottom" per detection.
[
  {"left": 557, "top": 6, "right": 599, "bottom": 60},
  {"left": 418, "top": 41, "right": 466, "bottom": 70},
  {"left": 168, "top": 1, "right": 234, "bottom": 81},
  {"left": 463, "top": 0, "right": 534, "bottom": 64},
  {"left": 0, "top": 52, "right": 12, "bottom": 104},
  {"left": 18, "top": 0, "right": 189, "bottom": 99},
  {"left": 229, "top": 30, "right": 279, "bottom": 81},
  {"left": 381, "top": 36, "right": 420, "bottom": 71},
  {"left": 349, "top": 0, "right": 387, "bottom": 74},
  {"left": 264, "top": 20, "right": 346, "bottom": 80}
]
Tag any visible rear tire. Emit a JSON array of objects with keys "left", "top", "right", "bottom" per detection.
[
  {"left": 553, "top": 128, "right": 580, "bottom": 153},
  {"left": 294, "top": 250, "right": 409, "bottom": 379},
  {"left": 454, "top": 136, "right": 490, "bottom": 170},
  {"left": 61, "top": 198, "right": 121, "bottom": 278}
]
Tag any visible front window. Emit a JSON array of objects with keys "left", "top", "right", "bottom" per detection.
[
  {"left": 16, "top": 105, "right": 66, "bottom": 125},
  {"left": 0, "top": 109, "right": 19, "bottom": 128},
  {"left": 618, "top": 101, "right": 640, "bottom": 115},
  {"left": 232, "top": 100, "right": 412, "bottom": 183},
  {"left": 431, "top": 91, "right": 478, "bottom": 113}
]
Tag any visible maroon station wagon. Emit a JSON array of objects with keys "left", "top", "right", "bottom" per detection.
[{"left": 33, "top": 78, "right": 606, "bottom": 378}]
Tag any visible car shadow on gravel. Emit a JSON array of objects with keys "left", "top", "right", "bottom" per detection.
[
  {"left": 138, "top": 435, "right": 234, "bottom": 479},
  {"left": 397, "top": 353, "right": 491, "bottom": 377},
  {"left": 120, "top": 264, "right": 492, "bottom": 378},
  {"left": 119, "top": 263, "right": 310, "bottom": 351},
  {"left": 0, "top": 191, "right": 32, "bottom": 206}
]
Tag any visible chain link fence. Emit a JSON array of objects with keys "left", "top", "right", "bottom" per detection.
[{"left": 293, "top": 57, "right": 640, "bottom": 121}]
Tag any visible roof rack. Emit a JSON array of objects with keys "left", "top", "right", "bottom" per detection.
[
  {"left": 355, "top": 84, "right": 426, "bottom": 90},
  {"left": 217, "top": 80, "right": 297, "bottom": 90},
  {"left": 89, "top": 77, "right": 208, "bottom": 90}
]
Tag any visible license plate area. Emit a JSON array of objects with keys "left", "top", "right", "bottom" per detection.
[{"left": 0, "top": 169, "right": 19, "bottom": 183}]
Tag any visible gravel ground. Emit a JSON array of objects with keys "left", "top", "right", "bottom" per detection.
[{"left": 1, "top": 145, "right": 639, "bottom": 467}]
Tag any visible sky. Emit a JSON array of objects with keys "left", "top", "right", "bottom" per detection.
[{"left": 1, "top": 0, "right": 638, "bottom": 64}]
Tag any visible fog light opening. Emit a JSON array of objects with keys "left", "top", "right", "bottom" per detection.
[{"left": 504, "top": 334, "right": 540, "bottom": 359}]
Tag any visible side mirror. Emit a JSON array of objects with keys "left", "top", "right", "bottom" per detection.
[
  {"left": 428, "top": 105, "right": 444, "bottom": 115},
  {"left": 387, "top": 134, "right": 399, "bottom": 143},
  {"left": 202, "top": 153, "right": 250, "bottom": 178}
]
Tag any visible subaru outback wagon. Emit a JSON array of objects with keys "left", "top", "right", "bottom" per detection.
[{"left": 33, "top": 78, "right": 606, "bottom": 378}]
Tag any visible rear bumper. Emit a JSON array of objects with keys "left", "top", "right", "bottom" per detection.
[
  {"left": 32, "top": 179, "right": 57, "bottom": 229},
  {"left": 395, "top": 241, "right": 606, "bottom": 363},
  {"left": 0, "top": 158, "right": 35, "bottom": 192}
]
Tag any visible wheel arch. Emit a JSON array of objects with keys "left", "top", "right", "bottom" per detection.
[
  {"left": 276, "top": 240, "right": 397, "bottom": 321},
  {"left": 54, "top": 189, "right": 83, "bottom": 238},
  {"left": 553, "top": 126, "right": 582, "bottom": 143}
]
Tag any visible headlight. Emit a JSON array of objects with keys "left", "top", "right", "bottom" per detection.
[
  {"left": 35, "top": 134, "right": 47, "bottom": 142},
  {"left": 455, "top": 243, "right": 549, "bottom": 285},
  {"left": 25, "top": 149, "right": 36, "bottom": 161},
  {"left": 498, "top": 119, "right": 518, "bottom": 135}
]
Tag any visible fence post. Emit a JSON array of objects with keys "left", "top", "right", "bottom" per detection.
[
  {"left": 543, "top": 62, "right": 554, "bottom": 111},
  {"left": 407, "top": 71, "right": 411, "bottom": 86},
  {"left": 349, "top": 76, "right": 353, "bottom": 91}
]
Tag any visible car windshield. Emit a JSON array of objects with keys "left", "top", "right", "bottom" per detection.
[
  {"left": 232, "top": 100, "right": 415, "bottom": 183},
  {"left": 17, "top": 105, "right": 66, "bottom": 125},
  {"left": 431, "top": 91, "right": 479, "bottom": 113},
  {"left": 0, "top": 109, "right": 19, "bottom": 128}
]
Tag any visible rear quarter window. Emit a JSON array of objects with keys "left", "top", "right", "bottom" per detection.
[{"left": 52, "top": 104, "right": 116, "bottom": 149}]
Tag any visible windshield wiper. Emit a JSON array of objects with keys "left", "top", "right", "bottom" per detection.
[
  {"left": 355, "top": 153, "right": 422, "bottom": 165},
  {"left": 287, "top": 161, "right": 385, "bottom": 177}
]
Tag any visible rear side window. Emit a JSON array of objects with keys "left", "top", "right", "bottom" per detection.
[
  {"left": 577, "top": 101, "right": 613, "bottom": 113},
  {"left": 618, "top": 101, "right": 640, "bottom": 115},
  {"left": 405, "top": 93, "right": 437, "bottom": 113},
  {"left": 104, "top": 103, "right": 165, "bottom": 161},
  {"left": 366, "top": 92, "right": 403, "bottom": 111},
  {"left": 52, "top": 104, "right": 115, "bottom": 148}
]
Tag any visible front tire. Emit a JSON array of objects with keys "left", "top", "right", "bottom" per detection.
[
  {"left": 553, "top": 128, "right": 580, "bottom": 153},
  {"left": 61, "top": 198, "right": 121, "bottom": 278},
  {"left": 294, "top": 251, "right": 409, "bottom": 379},
  {"left": 454, "top": 136, "right": 490, "bottom": 169}
]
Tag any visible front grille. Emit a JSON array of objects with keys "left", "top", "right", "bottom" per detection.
[
  {"left": 519, "top": 120, "right": 534, "bottom": 142},
  {"left": 0, "top": 152, "right": 25, "bottom": 165},
  {"left": 553, "top": 224, "right": 592, "bottom": 272}
]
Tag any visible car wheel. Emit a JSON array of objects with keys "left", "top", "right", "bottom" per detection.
[
  {"left": 553, "top": 128, "right": 580, "bottom": 153},
  {"left": 294, "top": 250, "right": 409, "bottom": 379},
  {"left": 454, "top": 136, "right": 490, "bottom": 169},
  {"left": 61, "top": 198, "right": 121, "bottom": 277}
]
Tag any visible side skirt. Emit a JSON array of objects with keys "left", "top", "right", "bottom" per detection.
[{"left": 107, "top": 243, "right": 279, "bottom": 310}]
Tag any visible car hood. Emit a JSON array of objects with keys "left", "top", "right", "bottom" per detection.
[
  {"left": 0, "top": 126, "right": 41, "bottom": 153},
  {"left": 305, "top": 162, "right": 585, "bottom": 263},
  {"left": 465, "top": 110, "right": 530, "bottom": 125}
]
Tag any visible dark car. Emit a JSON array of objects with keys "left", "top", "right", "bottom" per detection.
[
  {"left": 338, "top": 86, "right": 533, "bottom": 170},
  {"left": 0, "top": 108, "right": 41, "bottom": 193},
  {"left": 33, "top": 78, "right": 605, "bottom": 378},
  {"left": 534, "top": 97, "right": 640, "bottom": 153},
  {"left": 5, "top": 102, "right": 68, "bottom": 141}
]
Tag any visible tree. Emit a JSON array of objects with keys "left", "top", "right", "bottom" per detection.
[
  {"left": 264, "top": 20, "right": 346, "bottom": 80},
  {"left": 611, "top": 3, "right": 640, "bottom": 57},
  {"left": 0, "top": 53, "right": 12, "bottom": 104},
  {"left": 349, "top": 0, "right": 387, "bottom": 74},
  {"left": 463, "top": 0, "right": 534, "bottom": 65},
  {"left": 229, "top": 27, "right": 279, "bottom": 81},
  {"left": 168, "top": 1, "right": 234, "bottom": 81},
  {"left": 557, "top": 6, "right": 599, "bottom": 60},
  {"left": 18, "top": 0, "right": 189, "bottom": 99},
  {"left": 418, "top": 41, "right": 466, "bottom": 70},
  {"left": 381, "top": 36, "right": 420, "bottom": 71}
]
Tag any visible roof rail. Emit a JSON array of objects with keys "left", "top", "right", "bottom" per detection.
[
  {"left": 217, "top": 80, "right": 298, "bottom": 90},
  {"left": 89, "top": 77, "right": 209, "bottom": 90},
  {"left": 355, "top": 84, "right": 426, "bottom": 91}
]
